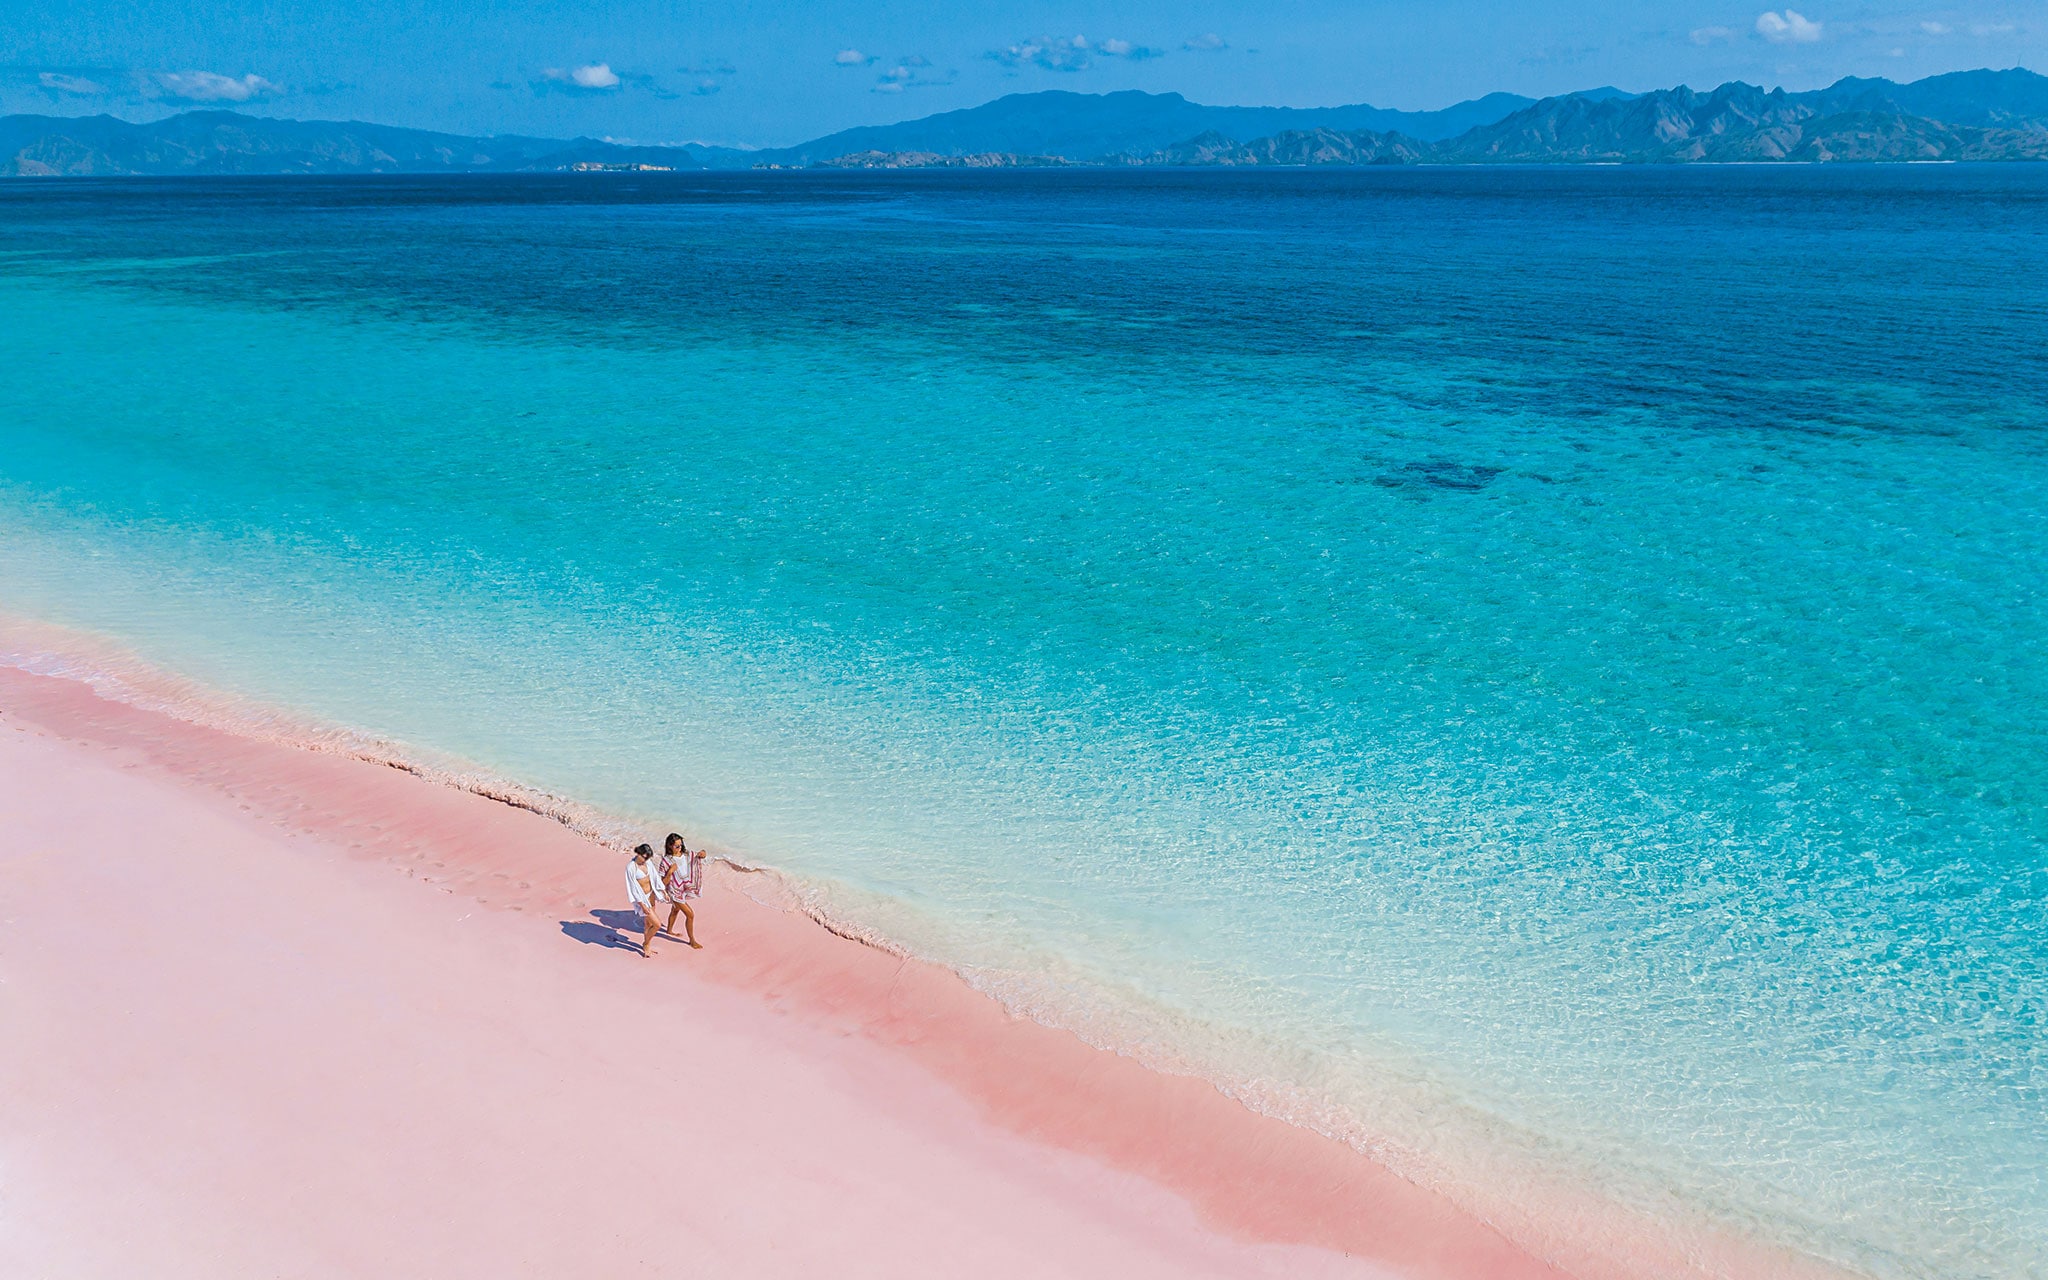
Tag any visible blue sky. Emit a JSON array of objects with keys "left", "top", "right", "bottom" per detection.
[{"left": 2, "top": 1, "right": 2037, "bottom": 146}]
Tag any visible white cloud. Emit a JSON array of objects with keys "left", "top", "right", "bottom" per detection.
[
  {"left": 39, "top": 71, "right": 107, "bottom": 95},
  {"left": 156, "top": 71, "right": 283, "bottom": 102},
  {"left": 1920, "top": 20, "right": 1951, "bottom": 34},
  {"left": 1689, "top": 26, "right": 1737, "bottom": 44},
  {"left": 1969, "top": 21, "right": 2016, "bottom": 35},
  {"left": 984, "top": 33, "right": 1160, "bottom": 72},
  {"left": 1183, "top": 33, "right": 1228, "bottom": 51},
  {"left": 1099, "top": 38, "right": 1163, "bottom": 59},
  {"left": 988, "top": 35, "right": 1093, "bottom": 72},
  {"left": 533, "top": 63, "right": 627, "bottom": 94},
  {"left": 1889, "top": 45, "right": 1906, "bottom": 55},
  {"left": 835, "top": 49, "right": 874, "bottom": 66},
  {"left": 1755, "top": 10, "right": 1823, "bottom": 42},
  {"left": 984, "top": 34, "right": 1158, "bottom": 71},
  {"left": 872, "top": 59, "right": 956, "bottom": 92}
]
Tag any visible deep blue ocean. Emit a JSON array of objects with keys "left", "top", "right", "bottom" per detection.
[{"left": 2, "top": 167, "right": 2044, "bottom": 1278}]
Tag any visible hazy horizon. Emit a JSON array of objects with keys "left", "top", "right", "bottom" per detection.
[
  {"left": 2, "top": 2, "right": 2038, "bottom": 149},
  {"left": 6, "top": 65, "right": 2044, "bottom": 154}
]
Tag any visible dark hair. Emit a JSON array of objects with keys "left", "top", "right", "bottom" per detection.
[
  {"left": 665, "top": 832, "right": 685, "bottom": 852},
  {"left": 633, "top": 843, "right": 654, "bottom": 857}
]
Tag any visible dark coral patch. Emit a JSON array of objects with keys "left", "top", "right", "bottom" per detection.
[{"left": 1373, "top": 460, "right": 1503, "bottom": 492}]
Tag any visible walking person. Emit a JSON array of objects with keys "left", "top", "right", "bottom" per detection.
[
  {"left": 625, "top": 843, "right": 665, "bottom": 958},
  {"left": 661, "top": 831, "right": 704, "bottom": 949}
]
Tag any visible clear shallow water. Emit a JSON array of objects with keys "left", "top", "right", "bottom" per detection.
[{"left": 2, "top": 168, "right": 2044, "bottom": 1277}]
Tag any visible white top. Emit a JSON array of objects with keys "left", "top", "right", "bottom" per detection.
[{"left": 625, "top": 856, "right": 663, "bottom": 909}]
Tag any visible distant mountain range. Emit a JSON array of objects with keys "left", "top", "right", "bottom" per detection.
[
  {"left": 828, "top": 69, "right": 2048, "bottom": 167},
  {"left": 0, "top": 110, "right": 701, "bottom": 176},
  {"left": 1430, "top": 70, "right": 2048, "bottom": 163},
  {"left": 4, "top": 69, "right": 2044, "bottom": 177},
  {"left": 708, "top": 87, "right": 1588, "bottom": 166}
]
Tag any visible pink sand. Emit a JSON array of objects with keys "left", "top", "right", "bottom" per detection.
[{"left": 0, "top": 663, "right": 1838, "bottom": 1278}]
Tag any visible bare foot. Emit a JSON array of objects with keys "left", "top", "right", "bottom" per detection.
[{"left": 687, "top": 940, "right": 703, "bottom": 949}]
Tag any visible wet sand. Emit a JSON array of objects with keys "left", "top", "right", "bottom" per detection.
[{"left": 0, "top": 662, "right": 1565, "bottom": 1279}]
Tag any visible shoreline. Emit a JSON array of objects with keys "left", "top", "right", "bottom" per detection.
[{"left": 0, "top": 638, "right": 1851, "bottom": 1279}]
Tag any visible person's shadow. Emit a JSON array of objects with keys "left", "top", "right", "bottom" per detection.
[{"left": 559, "top": 907, "right": 646, "bottom": 953}]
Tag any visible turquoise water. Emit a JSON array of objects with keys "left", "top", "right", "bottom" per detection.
[{"left": 2, "top": 169, "right": 2044, "bottom": 1277}]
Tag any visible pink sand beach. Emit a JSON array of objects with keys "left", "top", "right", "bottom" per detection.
[{"left": 0, "top": 660, "right": 1847, "bottom": 1278}]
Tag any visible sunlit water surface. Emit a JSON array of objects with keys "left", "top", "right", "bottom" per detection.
[{"left": 2, "top": 169, "right": 2044, "bottom": 1277}]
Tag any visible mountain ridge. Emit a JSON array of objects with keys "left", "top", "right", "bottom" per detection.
[
  {"left": 3, "top": 70, "right": 2043, "bottom": 177},
  {"left": 695, "top": 87, "right": 1567, "bottom": 167},
  {"left": 1430, "top": 71, "right": 2048, "bottom": 163},
  {"left": 0, "top": 110, "right": 702, "bottom": 176}
]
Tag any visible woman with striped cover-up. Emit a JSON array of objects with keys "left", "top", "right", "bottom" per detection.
[{"left": 660, "top": 831, "right": 704, "bottom": 949}]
